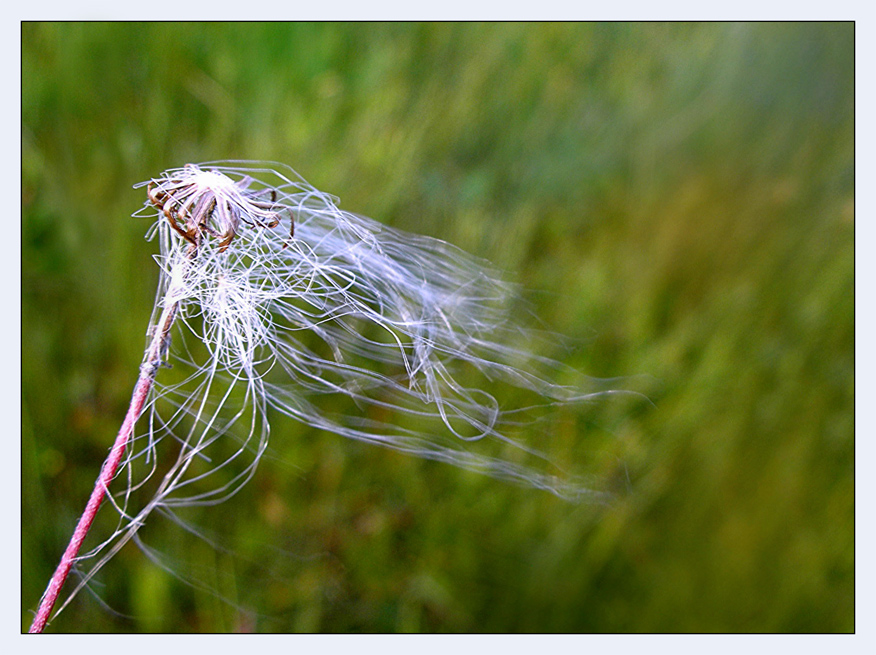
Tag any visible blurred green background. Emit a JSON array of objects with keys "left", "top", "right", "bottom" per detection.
[{"left": 22, "top": 22, "right": 853, "bottom": 633}]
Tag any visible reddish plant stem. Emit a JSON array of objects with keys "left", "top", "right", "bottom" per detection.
[{"left": 29, "top": 246, "right": 194, "bottom": 633}]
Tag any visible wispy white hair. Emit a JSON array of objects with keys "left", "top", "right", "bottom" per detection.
[{"left": 58, "top": 160, "right": 624, "bottom": 612}]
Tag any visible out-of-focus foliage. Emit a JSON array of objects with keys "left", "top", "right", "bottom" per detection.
[{"left": 22, "top": 22, "right": 853, "bottom": 633}]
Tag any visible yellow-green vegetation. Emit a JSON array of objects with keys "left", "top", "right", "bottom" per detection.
[{"left": 22, "top": 22, "right": 852, "bottom": 632}]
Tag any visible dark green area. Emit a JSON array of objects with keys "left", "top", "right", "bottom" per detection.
[{"left": 22, "top": 22, "right": 853, "bottom": 633}]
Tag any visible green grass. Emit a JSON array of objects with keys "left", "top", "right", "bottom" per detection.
[{"left": 22, "top": 22, "right": 853, "bottom": 633}]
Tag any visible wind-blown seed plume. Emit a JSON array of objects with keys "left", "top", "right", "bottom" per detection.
[{"left": 45, "top": 160, "right": 624, "bottom": 619}]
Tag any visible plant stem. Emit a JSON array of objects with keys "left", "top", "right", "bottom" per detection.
[{"left": 29, "top": 245, "right": 195, "bottom": 633}]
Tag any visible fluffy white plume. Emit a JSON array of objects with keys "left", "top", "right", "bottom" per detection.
[{"left": 57, "top": 161, "right": 626, "bottom": 614}]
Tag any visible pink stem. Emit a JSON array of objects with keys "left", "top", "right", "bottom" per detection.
[
  {"left": 28, "top": 371, "right": 155, "bottom": 633},
  {"left": 29, "top": 263, "right": 187, "bottom": 633}
]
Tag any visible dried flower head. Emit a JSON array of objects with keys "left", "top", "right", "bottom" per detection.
[
  {"left": 146, "top": 163, "right": 291, "bottom": 250},
  {"left": 40, "top": 160, "right": 632, "bottom": 623}
]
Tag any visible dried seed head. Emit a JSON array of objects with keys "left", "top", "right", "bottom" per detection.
[
  {"left": 145, "top": 164, "right": 290, "bottom": 251},
  {"left": 44, "top": 161, "right": 639, "bottom": 621}
]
